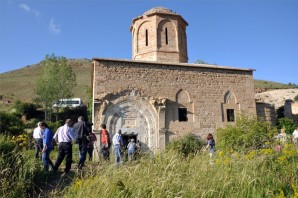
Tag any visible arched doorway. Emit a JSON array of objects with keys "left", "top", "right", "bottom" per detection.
[{"left": 101, "top": 97, "right": 158, "bottom": 151}]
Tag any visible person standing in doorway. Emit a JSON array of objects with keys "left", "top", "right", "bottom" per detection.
[
  {"left": 73, "top": 116, "right": 90, "bottom": 170},
  {"left": 112, "top": 129, "right": 123, "bottom": 166},
  {"left": 52, "top": 119, "right": 76, "bottom": 174},
  {"left": 100, "top": 124, "right": 110, "bottom": 160},
  {"left": 33, "top": 122, "right": 43, "bottom": 159},
  {"left": 127, "top": 139, "right": 136, "bottom": 161},
  {"left": 40, "top": 122, "right": 54, "bottom": 171}
]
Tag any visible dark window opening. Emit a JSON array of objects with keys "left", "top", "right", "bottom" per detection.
[
  {"left": 165, "top": 28, "right": 168, "bottom": 45},
  {"left": 178, "top": 108, "right": 188, "bottom": 122},
  {"left": 145, "top": 29, "right": 148, "bottom": 46},
  {"left": 227, "top": 109, "right": 235, "bottom": 122}
]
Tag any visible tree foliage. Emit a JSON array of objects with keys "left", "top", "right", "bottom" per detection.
[
  {"left": 13, "top": 100, "right": 39, "bottom": 120},
  {"left": 276, "top": 117, "right": 296, "bottom": 134},
  {"left": 194, "top": 59, "right": 209, "bottom": 64},
  {"left": 0, "top": 112, "right": 24, "bottom": 135},
  {"left": 166, "top": 133, "right": 205, "bottom": 157},
  {"left": 216, "top": 116, "right": 276, "bottom": 152},
  {"left": 35, "top": 54, "right": 77, "bottom": 121}
]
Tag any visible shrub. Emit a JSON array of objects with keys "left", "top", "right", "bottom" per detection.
[
  {"left": 217, "top": 116, "right": 276, "bottom": 152},
  {"left": 24, "top": 118, "right": 40, "bottom": 129},
  {"left": 276, "top": 117, "right": 296, "bottom": 134},
  {"left": 166, "top": 133, "right": 204, "bottom": 157},
  {"left": 0, "top": 111, "right": 24, "bottom": 135},
  {"left": 60, "top": 106, "right": 88, "bottom": 122},
  {"left": 0, "top": 135, "right": 16, "bottom": 155},
  {"left": 13, "top": 100, "right": 40, "bottom": 120},
  {"left": 47, "top": 120, "right": 63, "bottom": 133},
  {"left": 12, "top": 133, "right": 33, "bottom": 150}
]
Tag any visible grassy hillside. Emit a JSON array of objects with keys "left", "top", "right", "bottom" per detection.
[
  {"left": 254, "top": 79, "right": 297, "bottom": 89},
  {"left": 0, "top": 59, "right": 92, "bottom": 104}
]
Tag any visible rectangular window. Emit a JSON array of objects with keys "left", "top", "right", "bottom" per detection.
[
  {"left": 146, "top": 29, "right": 148, "bottom": 46},
  {"left": 178, "top": 108, "right": 188, "bottom": 122},
  {"left": 227, "top": 109, "right": 235, "bottom": 122},
  {"left": 165, "top": 28, "right": 168, "bottom": 45}
]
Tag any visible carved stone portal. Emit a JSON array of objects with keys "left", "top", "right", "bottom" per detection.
[{"left": 97, "top": 97, "right": 158, "bottom": 151}]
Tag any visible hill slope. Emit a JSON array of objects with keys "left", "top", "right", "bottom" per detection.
[{"left": 0, "top": 59, "right": 92, "bottom": 103}]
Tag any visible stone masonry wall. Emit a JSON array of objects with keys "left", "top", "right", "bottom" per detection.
[{"left": 93, "top": 59, "right": 256, "bottom": 140}]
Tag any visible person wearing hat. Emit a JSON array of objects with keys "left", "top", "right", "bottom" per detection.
[
  {"left": 127, "top": 138, "right": 137, "bottom": 161},
  {"left": 52, "top": 119, "right": 76, "bottom": 174}
]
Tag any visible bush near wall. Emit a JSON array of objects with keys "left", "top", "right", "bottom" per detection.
[
  {"left": 276, "top": 117, "right": 296, "bottom": 134},
  {"left": 216, "top": 116, "right": 277, "bottom": 152},
  {"left": 166, "top": 133, "right": 205, "bottom": 157}
]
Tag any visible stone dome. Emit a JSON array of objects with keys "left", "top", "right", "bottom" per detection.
[{"left": 143, "top": 7, "right": 178, "bottom": 16}]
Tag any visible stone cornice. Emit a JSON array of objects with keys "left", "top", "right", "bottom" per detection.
[{"left": 92, "top": 57, "right": 255, "bottom": 72}]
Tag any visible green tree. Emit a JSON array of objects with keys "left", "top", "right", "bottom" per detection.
[
  {"left": 13, "top": 100, "right": 39, "bottom": 120},
  {"left": 35, "top": 54, "right": 77, "bottom": 121},
  {"left": 194, "top": 59, "right": 209, "bottom": 64},
  {"left": 276, "top": 117, "right": 296, "bottom": 134},
  {"left": 0, "top": 112, "right": 24, "bottom": 135}
]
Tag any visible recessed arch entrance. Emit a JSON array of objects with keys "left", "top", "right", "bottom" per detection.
[{"left": 101, "top": 97, "right": 158, "bottom": 150}]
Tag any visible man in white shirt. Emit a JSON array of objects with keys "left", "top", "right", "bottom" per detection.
[
  {"left": 112, "top": 129, "right": 123, "bottom": 166},
  {"left": 33, "top": 122, "right": 43, "bottom": 159},
  {"left": 52, "top": 119, "right": 76, "bottom": 174},
  {"left": 292, "top": 127, "right": 298, "bottom": 143}
]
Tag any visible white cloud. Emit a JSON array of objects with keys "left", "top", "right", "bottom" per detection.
[
  {"left": 49, "top": 18, "right": 61, "bottom": 34},
  {"left": 19, "top": 3, "right": 40, "bottom": 17},
  {"left": 20, "top": 3, "right": 31, "bottom": 12}
]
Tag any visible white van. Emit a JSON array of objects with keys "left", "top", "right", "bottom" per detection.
[{"left": 52, "top": 98, "right": 83, "bottom": 108}]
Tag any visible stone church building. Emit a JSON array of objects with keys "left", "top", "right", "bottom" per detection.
[{"left": 92, "top": 7, "right": 256, "bottom": 151}]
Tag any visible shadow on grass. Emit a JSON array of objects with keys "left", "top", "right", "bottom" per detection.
[{"left": 30, "top": 168, "right": 77, "bottom": 197}]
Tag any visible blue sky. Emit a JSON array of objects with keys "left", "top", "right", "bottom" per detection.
[{"left": 1, "top": 0, "right": 297, "bottom": 84}]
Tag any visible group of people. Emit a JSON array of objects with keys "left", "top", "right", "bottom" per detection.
[
  {"left": 100, "top": 126, "right": 139, "bottom": 166},
  {"left": 33, "top": 116, "right": 94, "bottom": 174},
  {"left": 33, "top": 117, "right": 141, "bottom": 173}
]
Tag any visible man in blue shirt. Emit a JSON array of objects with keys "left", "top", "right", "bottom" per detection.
[
  {"left": 53, "top": 119, "right": 76, "bottom": 174},
  {"left": 40, "top": 122, "right": 54, "bottom": 171}
]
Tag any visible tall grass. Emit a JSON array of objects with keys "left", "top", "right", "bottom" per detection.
[
  {"left": 62, "top": 145, "right": 298, "bottom": 198},
  {"left": 0, "top": 136, "right": 41, "bottom": 197}
]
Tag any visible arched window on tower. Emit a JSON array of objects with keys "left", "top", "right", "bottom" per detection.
[
  {"left": 145, "top": 29, "right": 148, "bottom": 46},
  {"left": 165, "top": 28, "right": 168, "bottom": 45}
]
